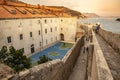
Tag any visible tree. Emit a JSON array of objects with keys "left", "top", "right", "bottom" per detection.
[
  {"left": 0, "top": 46, "right": 8, "bottom": 63},
  {"left": 0, "top": 46, "right": 31, "bottom": 72},
  {"left": 37, "top": 55, "right": 52, "bottom": 64}
]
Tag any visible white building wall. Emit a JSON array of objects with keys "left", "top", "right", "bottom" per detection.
[
  {"left": 0, "top": 18, "right": 60, "bottom": 55},
  {"left": 60, "top": 17, "right": 77, "bottom": 42},
  {"left": 0, "top": 17, "right": 77, "bottom": 55},
  {"left": 41, "top": 18, "right": 60, "bottom": 48}
]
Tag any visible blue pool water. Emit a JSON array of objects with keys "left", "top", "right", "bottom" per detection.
[{"left": 30, "top": 42, "right": 73, "bottom": 62}]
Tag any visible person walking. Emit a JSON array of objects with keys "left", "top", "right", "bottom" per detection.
[{"left": 95, "top": 22, "right": 100, "bottom": 33}]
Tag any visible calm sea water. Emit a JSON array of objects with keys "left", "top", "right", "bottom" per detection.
[{"left": 78, "top": 18, "right": 120, "bottom": 34}]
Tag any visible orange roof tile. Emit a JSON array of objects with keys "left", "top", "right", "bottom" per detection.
[
  {"left": 6, "top": 1, "right": 26, "bottom": 7},
  {"left": 0, "top": 0, "right": 6, "bottom": 5},
  {"left": 0, "top": 1, "right": 73, "bottom": 19}
]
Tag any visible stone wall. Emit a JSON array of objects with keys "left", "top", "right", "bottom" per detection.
[
  {"left": 88, "top": 31, "right": 113, "bottom": 80},
  {"left": 98, "top": 28, "right": 120, "bottom": 54},
  {"left": 10, "top": 36, "right": 84, "bottom": 80}
]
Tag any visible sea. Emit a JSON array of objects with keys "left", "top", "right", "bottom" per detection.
[{"left": 78, "top": 18, "right": 120, "bottom": 34}]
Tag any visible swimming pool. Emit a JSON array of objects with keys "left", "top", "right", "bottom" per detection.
[{"left": 30, "top": 42, "right": 73, "bottom": 62}]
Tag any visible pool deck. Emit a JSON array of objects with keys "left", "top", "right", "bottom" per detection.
[{"left": 61, "top": 41, "right": 75, "bottom": 44}]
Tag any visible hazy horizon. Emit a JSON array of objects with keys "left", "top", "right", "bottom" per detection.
[{"left": 19, "top": 0, "right": 120, "bottom": 17}]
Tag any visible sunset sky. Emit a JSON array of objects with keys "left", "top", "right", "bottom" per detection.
[{"left": 19, "top": 0, "right": 120, "bottom": 16}]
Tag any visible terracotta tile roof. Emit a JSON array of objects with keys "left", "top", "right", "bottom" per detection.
[
  {"left": 6, "top": 1, "right": 26, "bottom": 7},
  {"left": 0, "top": 1, "right": 73, "bottom": 19},
  {"left": 45, "top": 6, "right": 72, "bottom": 17},
  {"left": 0, "top": 0, "right": 6, "bottom": 5}
]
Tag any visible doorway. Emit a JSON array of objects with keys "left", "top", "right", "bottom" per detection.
[
  {"left": 31, "top": 44, "right": 35, "bottom": 53},
  {"left": 60, "top": 33, "right": 64, "bottom": 41}
]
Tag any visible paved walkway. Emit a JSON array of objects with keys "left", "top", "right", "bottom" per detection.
[
  {"left": 68, "top": 37, "right": 89, "bottom": 80},
  {"left": 95, "top": 34, "right": 120, "bottom": 80}
]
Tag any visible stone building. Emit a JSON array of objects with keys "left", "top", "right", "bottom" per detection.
[{"left": 0, "top": 0, "right": 77, "bottom": 55}]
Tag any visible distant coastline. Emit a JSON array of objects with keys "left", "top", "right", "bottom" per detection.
[
  {"left": 83, "top": 13, "right": 99, "bottom": 18},
  {"left": 116, "top": 18, "right": 120, "bottom": 21}
]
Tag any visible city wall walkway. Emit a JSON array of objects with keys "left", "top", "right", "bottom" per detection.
[
  {"left": 68, "top": 37, "right": 89, "bottom": 80},
  {"left": 95, "top": 33, "right": 120, "bottom": 80},
  {"left": 68, "top": 31, "right": 118, "bottom": 80}
]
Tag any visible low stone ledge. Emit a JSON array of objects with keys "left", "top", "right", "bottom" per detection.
[
  {"left": 92, "top": 31, "right": 113, "bottom": 80},
  {"left": 17, "top": 59, "right": 63, "bottom": 80}
]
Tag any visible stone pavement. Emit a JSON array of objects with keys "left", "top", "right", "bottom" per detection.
[
  {"left": 68, "top": 37, "right": 89, "bottom": 80},
  {"left": 95, "top": 34, "right": 120, "bottom": 80}
]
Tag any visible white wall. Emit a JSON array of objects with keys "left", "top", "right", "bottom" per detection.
[
  {"left": 60, "top": 17, "right": 77, "bottom": 42},
  {"left": 0, "top": 17, "right": 77, "bottom": 55}
]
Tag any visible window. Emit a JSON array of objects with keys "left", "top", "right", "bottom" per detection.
[
  {"left": 30, "top": 32, "right": 32, "bottom": 37},
  {"left": 61, "top": 19, "right": 62, "bottom": 22},
  {"left": 31, "top": 44, "right": 35, "bottom": 53},
  {"left": 38, "top": 30, "right": 40, "bottom": 35},
  {"left": 38, "top": 20, "right": 40, "bottom": 24},
  {"left": 45, "top": 29, "right": 47, "bottom": 34},
  {"left": 20, "top": 34, "right": 23, "bottom": 40},
  {"left": 45, "top": 19, "right": 47, "bottom": 23},
  {"left": 21, "top": 11, "right": 27, "bottom": 14},
  {"left": 40, "top": 42, "right": 42, "bottom": 46},
  {"left": 7, "top": 36, "right": 11, "bottom": 43},
  {"left": 51, "top": 28, "right": 52, "bottom": 32},
  {"left": 51, "top": 19, "right": 52, "bottom": 23},
  {"left": 10, "top": 10, "right": 17, "bottom": 14},
  {"left": 61, "top": 28, "right": 63, "bottom": 30}
]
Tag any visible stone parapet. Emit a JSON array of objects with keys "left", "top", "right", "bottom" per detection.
[
  {"left": 89, "top": 31, "right": 113, "bottom": 80},
  {"left": 98, "top": 28, "right": 120, "bottom": 54}
]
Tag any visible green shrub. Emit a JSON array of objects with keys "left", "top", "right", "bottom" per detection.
[
  {"left": 0, "top": 46, "right": 31, "bottom": 72},
  {"left": 37, "top": 55, "right": 52, "bottom": 64}
]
